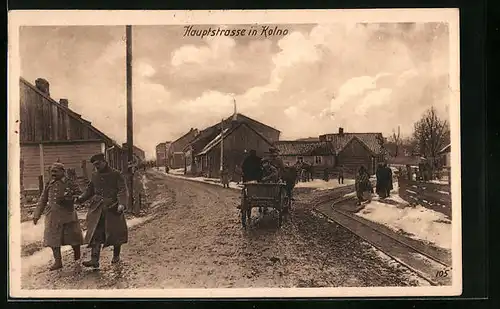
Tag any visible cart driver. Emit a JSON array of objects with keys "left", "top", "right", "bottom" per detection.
[{"left": 261, "top": 159, "right": 279, "bottom": 183}]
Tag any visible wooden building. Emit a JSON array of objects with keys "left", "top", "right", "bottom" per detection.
[
  {"left": 167, "top": 128, "right": 198, "bottom": 169},
  {"left": 274, "top": 141, "right": 336, "bottom": 167},
  {"left": 183, "top": 113, "right": 280, "bottom": 176},
  {"left": 191, "top": 121, "right": 275, "bottom": 178},
  {"left": 19, "top": 77, "right": 124, "bottom": 193},
  {"left": 319, "top": 127, "right": 385, "bottom": 175}
]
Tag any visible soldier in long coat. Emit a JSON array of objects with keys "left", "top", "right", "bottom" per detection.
[
  {"left": 76, "top": 153, "right": 129, "bottom": 268},
  {"left": 33, "top": 162, "right": 84, "bottom": 271}
]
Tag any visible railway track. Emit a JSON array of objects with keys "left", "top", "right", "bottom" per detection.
[{"left": 313, "top": 196, "right": 452, "bottom": 286}]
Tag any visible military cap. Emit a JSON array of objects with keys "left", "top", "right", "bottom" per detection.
[
  {"left": 90, "top": 153, "right": 105, "bottom": 163},
  {"left": 50, "top": 162, "right": 65, "bottom": 171}
]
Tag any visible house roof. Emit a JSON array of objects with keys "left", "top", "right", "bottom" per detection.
[
  {"left": 195, "top": 122, "right": 274, "bottom": 156},
  {"left": 320, "top": 132, "right": 384, "bottom": 155},
  {"left": 274, "top": 141, "right": 335, "bottom": 156},
  {"left": 185, "top": 113, "right": 279, "bottom": 153},
  {"left": 20, "top": 77, "right": 121, "bottom": 148}
]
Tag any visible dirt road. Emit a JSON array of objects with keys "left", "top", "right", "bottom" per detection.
[{"left": 21, "top": 170, "right": 425, "bottom": 289}]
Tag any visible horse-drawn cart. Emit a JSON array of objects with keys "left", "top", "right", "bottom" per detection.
[{"left": 240, "top": 182, "right": 289, "bottom": 228}]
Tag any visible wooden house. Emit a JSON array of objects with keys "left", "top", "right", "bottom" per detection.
[
  {"left": 183, "top": 113, "right": 280, "bottom": 176},
  {"left": 191, "top": 120, "right": 275, "bottom": 178},
  {"left": 319, "top": 127, "right": 385, "bottom": 175},
  {"left": 19, "top": 77, "right": 124, "bottom": 194},
  {"left": 167, "top": 128, "right": 198, "bottom": 169},
  {"left": 274, "top": 140, "right": 336, "bottom": 168}
]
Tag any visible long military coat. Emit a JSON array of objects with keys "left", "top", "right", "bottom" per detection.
[
  {"left": 34, "top": 177, "right": 84, "bottom": 247},
  {"left": 80, "top": 166, "right": 129, "bottom": 247}
]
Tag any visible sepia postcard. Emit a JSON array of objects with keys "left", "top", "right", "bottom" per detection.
[{"left": 8, "top": 9, "right": 461, "bottom": 298}]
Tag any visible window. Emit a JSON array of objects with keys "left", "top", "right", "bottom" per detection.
[{"left": 315, "top": 156, "right": 322, "bottom": 164}]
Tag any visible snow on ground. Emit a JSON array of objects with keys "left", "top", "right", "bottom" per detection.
[
  {"left": 169, "top": 168, "right": 185, "bottom": 176},
  {"left": 356, "top": 200, "right": 451, "bottom": 250},
  {"left": 21, "top": 214, "right": 153, "bottom": 272},
  {"left": 294, "top": 179, "right": 355, "bottom": 191},
  {"left": 429, "top": 179, "right": 449, "bottom": 185}
]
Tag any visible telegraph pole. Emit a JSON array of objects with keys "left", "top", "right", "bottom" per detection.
[
  {"left": 220, "top": 119, "right": 224, "bottom": 172},
  {"left": 126, "top": 25, "right": 134, "bottom": 210}
]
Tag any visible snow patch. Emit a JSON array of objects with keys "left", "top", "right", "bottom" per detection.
[
  {"left": 295, "top": 179, "right": 355, "bottom": 191},
  {"left": 356, "top": 200, "right": 452, "bottom": 250}
]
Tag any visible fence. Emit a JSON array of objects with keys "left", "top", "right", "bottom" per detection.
[{"left": 397, "top": 177, "right": 452, "bottom": 217}]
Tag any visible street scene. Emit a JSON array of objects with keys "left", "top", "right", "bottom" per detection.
[{"left": 11, "top": 12, "right": 459, "bottom": 296}]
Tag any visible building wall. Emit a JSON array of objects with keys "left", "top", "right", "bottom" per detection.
[
  {"left": 167, "top": 129, "right": 198, "bottom": 168},
  {"left": 280, "top": 155, "right": 335, "bottom": 167},
  {"left": 156, "top": 143, "right": 166, "bottom": 167},
  {"left": 20, "top": 141, "right": 103, "bottom": 191},
  {"left": 197, "top": 124, "right": 273, "bottom": 178},
  {"left": 337, "top": 138, "right": 376, "bottom": 174}
]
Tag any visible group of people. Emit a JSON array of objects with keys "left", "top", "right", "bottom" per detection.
[
  {"left": 33, "top": 153, "right": 129, "bottom": 271},
  {"left": 354, "top": 163, "right": 394, "bottom": 205}
]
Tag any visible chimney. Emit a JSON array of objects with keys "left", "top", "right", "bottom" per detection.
[
  {"left": 338, "top": 127, "right": 344, "bottom": 135},
  {"left": 35, "top": 78, "right": 50, "bottom": 96},
  {"left": 59, "top": 99, "right": 69, "bottom": 108}
]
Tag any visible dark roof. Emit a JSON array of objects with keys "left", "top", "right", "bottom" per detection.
[
  {"left": 295, "top": 137, "right": 320, "bottom": 142},
  {"left": 185, "top": 113, "right": 279, "bottom": 153},
  {"left": 274, "top": 141, "right": 335, "bottom": 156},
  {"left": 320, "top": 132, "right": 384, "bottom": 154},
  {"left": 20, "top": 77, "right": 121, "bottom": 148},
  {"left": 172, "top": 128, "right": 198, "bottom": 145},
  {"left": 195, "top": 122, "right": 274, "bottom": 156}
]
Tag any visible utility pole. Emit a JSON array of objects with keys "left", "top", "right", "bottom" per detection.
[
  {"left": 126, "top": 25, "right": 134, "bottom": 211},
  {"left": 220, "top": 119, "right": 224, "bottom": 172}
]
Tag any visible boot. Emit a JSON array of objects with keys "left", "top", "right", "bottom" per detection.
[
  {"left": 82, "top": 244, "right": 101, "bottom": 268},
  {"left": 111, "top": 245, "right": 121, "bottom": 264},
  {"left": 49, "top": 247, "right": 63, "bottom": 271},
  {"left": 72, "top": 245, "right": 81, "bottom": 260}
]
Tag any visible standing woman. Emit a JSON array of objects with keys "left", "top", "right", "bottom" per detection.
[{"left": 355, "top": 166, "right": 372, "bottom": 205}]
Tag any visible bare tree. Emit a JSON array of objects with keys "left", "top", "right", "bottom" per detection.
[{"left": 412, "top": 106, "right": 450, "bottom": 165}]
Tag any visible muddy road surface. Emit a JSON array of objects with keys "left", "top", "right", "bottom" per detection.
[{"left": 21, "top": 170, "right": 425, "bottom": 289}]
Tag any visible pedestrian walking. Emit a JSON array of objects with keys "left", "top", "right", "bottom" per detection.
[
  {"left": 384, "top": 163, "right": 393, "bottom": 197},
  {"left": 323, "top": 167, "right": 330, "bottom": 182},
  {"left": 76, "top": 153, "right": 129, "bottom": 268},
  {"left": 338, "top": 165, "right": 345, "bottom": 184},
  {"left": 33, "top": 162, "right": 84, "bottom": 271},
  {"left": 355, "top": 166, "right": 372, "bottom": 205},
  {"left": 376, "top": 163, "right": 387, "bottom": 198},
  {"left": 220, "top": 165, "right": 230, "bottom": 188}
]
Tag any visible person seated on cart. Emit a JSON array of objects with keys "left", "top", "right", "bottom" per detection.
[
  {"left": 258, "top": 159, "right": 280, "bottom": 214},
  {"left": 241, "top": 149, "right": 263, "bottom": 183}
]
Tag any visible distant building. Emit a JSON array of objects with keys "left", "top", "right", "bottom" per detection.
[
  {"left": 319, "top": 127, "right": 385, "bottom": 175},
  {"left": 19, "top": 77, "right": 124, "bottom": 193},
  {"left": 183, "top": 113, "right": 280, "bottom": 177},
  {"left": 274, "top": 141, "right": 336, "bottom": 168},
  {"left": 167, "top": 128, "right": 199, "bottom": 169},
  {"left": 155, "top": 142, "right": 171, "bottom": 167}
]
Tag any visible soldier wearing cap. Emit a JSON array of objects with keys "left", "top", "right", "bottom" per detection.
[
  {"left": 76, "top": 153, "right": 129, "bottom": 268},
  {"left": 33, "top": 162, "right": 84, "bottom": 271},
  {"left": 265, "top": 147, "right": 285, "bottom": 179}
]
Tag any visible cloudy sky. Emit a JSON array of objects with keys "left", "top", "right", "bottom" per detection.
[{"left": 20, "top": 23, "right": 450, "bottom": 159}]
